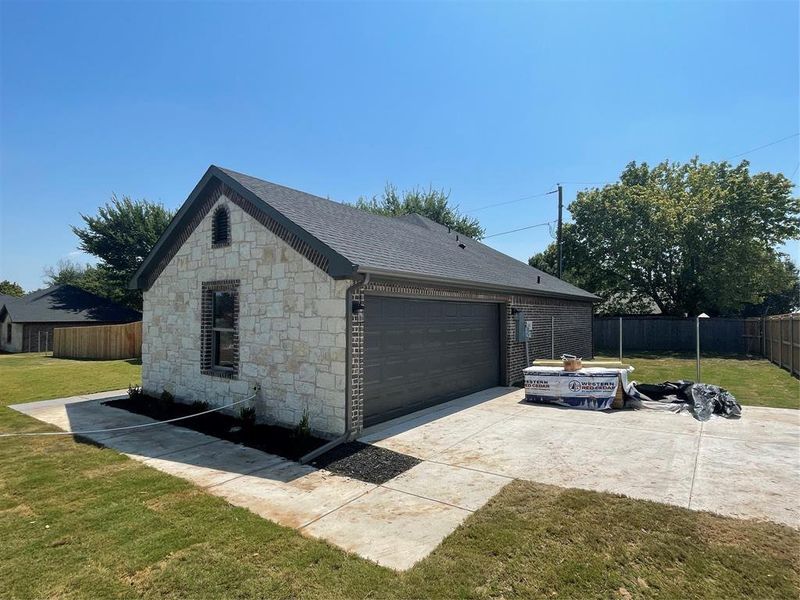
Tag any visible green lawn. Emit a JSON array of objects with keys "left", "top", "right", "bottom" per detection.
[
  {"left": 0, "top": 352, "right": 142, "bottom": 407},
  {"left": 1, "top": 353, "right": 798, "bottom": 599},
  {"left": 596, "top": 352, "right": 799, "bottom": 410}
]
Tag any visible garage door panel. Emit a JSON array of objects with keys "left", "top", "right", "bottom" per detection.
[{"left": 364, "top": 296, "right": 501, "bottom": 427}]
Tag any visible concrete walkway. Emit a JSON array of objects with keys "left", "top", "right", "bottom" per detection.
[
  {"left": 11, "top": 387, "right": 798, "bottom": 571},
  {"left": 360, "top": 387, "right": 800, "bottom": 529},
  {"left": 10, "top": 392, "right": 509, "bottom": 571}
]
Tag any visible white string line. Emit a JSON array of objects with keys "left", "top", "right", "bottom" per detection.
[{"left": 0, "top": 393, "right": 257, "bottom": 438}]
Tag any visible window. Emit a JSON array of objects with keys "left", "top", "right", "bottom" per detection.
[
  {"left": 6, "top": 323, "right": 11, "bottom": 344},
  {"left": 212, "top": 291, "right": 235, "bottom": 370},
  {"left": 212, "top": 205, "right": 230, "bottom": 246},
  {"left": 201, "top": 280, "right": 239, "bottom": 376}
]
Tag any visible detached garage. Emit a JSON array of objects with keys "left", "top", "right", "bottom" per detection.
[{"left": 132, "top": 166, "right": 598, "bottom": 439}]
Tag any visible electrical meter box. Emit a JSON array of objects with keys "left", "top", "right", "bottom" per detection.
[{"left": 515, "top": 311, "right": 533, "bottom": 342}]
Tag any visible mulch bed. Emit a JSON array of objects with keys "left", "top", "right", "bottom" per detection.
[
  {"left": 310, "top": 441, "right": 421, "bottom": 484},
  {"left": 105, "top": 396, "right": 327, "bottom": 461}
]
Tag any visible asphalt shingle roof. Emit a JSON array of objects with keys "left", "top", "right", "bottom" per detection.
[
  {"left": 218, "top": 167, "right": 598, "bottom": 301},
  {"left": 1, "top": 285, "right": 142, "bottom": 323}
]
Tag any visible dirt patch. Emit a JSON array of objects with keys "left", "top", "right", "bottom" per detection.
[
  {"left": 144, "top": 489, "right": 206, "bottom": 513},
  {"left": 311, "top": 442, "right": 421, "bottom": 484},
  {"left": 105, "top": 396, "right": 327, "bottom": 462},
  {"left": 0, "top": 502, "right": 35, "bottom": 518}
]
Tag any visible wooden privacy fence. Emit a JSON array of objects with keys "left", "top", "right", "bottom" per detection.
[
  {"left": 53, "top": 322, "right": 142, "bottom": 360},
  {"left": 593, "top": 316, "right": 747, "bottom": 354},
  {"left": 760, "top": 314, "right": 799, "bottom": 377},
  {"left": 594, "top": 314, "right": 799, "bottom": 378}
]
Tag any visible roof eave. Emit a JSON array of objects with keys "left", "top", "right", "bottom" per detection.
[
  {"left": 129, "top": 166, "right": 358, "bottom": 290},
  {"left": 356, "top": 267, "right": 601, "bottom": 302}
]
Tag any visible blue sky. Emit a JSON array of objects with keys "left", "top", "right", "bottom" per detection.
[{"left": 1, "top": 0, "right": 798, "bottom": 292}]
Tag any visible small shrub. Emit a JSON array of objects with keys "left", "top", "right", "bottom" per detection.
[
  {"left": 128, "top": 385, "right": 144, "bottom": 402},
  {"left": 190, "top": 400, "right": 210, "bottom": 412},
  {"left": 294, "top": 409, "right": 311, "bottom": 439},
  {"left": 239, "top": 406, "right": 257, "bottom": 430}
]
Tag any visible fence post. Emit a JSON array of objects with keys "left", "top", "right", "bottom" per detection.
[
  {"left": 696, "top": 316, "right": 701, "bottom": 382},
  {"left": 789, "top": 313, "right": 794, "bottom": 375}
]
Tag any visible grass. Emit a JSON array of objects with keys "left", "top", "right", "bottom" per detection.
[
  {"left": 0, "top": 352, "right": 141, "bottom": 407},
  {"left": 597, "top": 352, "right": 800, "bottom": 410},
  {"left": 1, "top": 352, "right": 798, "bottom": 598}
]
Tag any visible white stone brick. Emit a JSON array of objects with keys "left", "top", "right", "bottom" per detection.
[{"left": 142, "top": 196, "right": 347, "bottom": 436}]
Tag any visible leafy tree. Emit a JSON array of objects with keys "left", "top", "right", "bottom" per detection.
[
  {"left": 71, "top": 195, "right": 174, "bottom": 309},
  {"left": 0, "top": 280, "right": 25, "bottom": 297},
  {"left": 529, "top": 158, "right": 799, "bottom": 316},
  {"left": 740, "top": 256, "right": 800, "bottom": 316},
  {"left": 353, "top": 184, "right": 484, "bottom": 239},
  {"left": 44, "top": 259, "right": 91, "bottom": 287}
]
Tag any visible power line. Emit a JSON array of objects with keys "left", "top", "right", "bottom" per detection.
[
  {"left": 483, "top": 220, "right": 556, "bottom": 239},
  {"left": 556, "top": 181, "right": 615, "bottom": 186},
  {"left": 725, "top": 132, "right": 799, "bottom": 160},
  {"left": 465, "top": 133, "right": 798, "bottom": 222},
  {"left": 464, "top": 189, "right": 557, "bottom": 214}
]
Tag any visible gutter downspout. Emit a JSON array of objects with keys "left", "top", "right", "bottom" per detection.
[{"left": 300, "top": 272, "right": 370, "bottom": 464}]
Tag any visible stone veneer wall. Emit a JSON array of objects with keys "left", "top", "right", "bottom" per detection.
[
  {"left": 347, "top": 278, "right": 594, "bottom": 435},
  {"left": 143, "top": 194, "right": 351, "bottom": 437}
]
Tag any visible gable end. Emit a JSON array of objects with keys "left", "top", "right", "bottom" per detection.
[{"left": 133, "top": 168, "right": 357, "bottom": 290}]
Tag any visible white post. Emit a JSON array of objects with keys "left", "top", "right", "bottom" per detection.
[
  {"left": 696, "top": 316, "right": 701, "bottom": 382},
  {"left": 619, "top": 317, "right": 623, "bottom": 363},
  {"left": 551, "top": 316, "right": 555, "bottom": 359}
]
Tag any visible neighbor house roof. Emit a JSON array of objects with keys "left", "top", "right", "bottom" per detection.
[
  {"left": 0, "top": 285, "right": 142, "bottom": 323},
  {"left": 131, "top": 166, "right": 599, "bottom": 302},
  {"left": 0, "top": 293, "right": 19, "bottom": 306}
]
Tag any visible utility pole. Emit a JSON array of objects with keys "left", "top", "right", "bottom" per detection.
[{"left": 557, "top": 184, "right": 563, "bottom": 278}]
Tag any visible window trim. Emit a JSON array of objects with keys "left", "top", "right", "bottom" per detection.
[
  {"left": 201, "top": 280, "right": 240, "bottom": 378},
  {"left": 211, "top": 205, "right": 231, "bottom": 248},
  {"left": 6, "top": 323, "right": 11, "bottom": 344},
  {"left": 211, "top": 291, "right": 236, "bottom": 372}
]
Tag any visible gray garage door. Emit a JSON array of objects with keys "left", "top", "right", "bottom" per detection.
[{"left": 364, "top": 296, "right": 501, "bottom": 427}]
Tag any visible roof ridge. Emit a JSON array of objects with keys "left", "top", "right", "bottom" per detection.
[
  {"left": 218, "top": 167, "right": 487, "bottom": 241},
  {"left": 23, "top": 284, "right": 63, "bottom": 302}
]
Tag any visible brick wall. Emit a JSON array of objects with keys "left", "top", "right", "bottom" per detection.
[
  {"left": 346, "top": 278, "right": 594, "bottom": 434},
  {"left": 504, "top": 296, "right": 593, "bottom": 385}
]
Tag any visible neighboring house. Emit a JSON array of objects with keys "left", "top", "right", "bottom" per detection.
[
  {"left": 131, "top": 166, "right": 599, "bottom": 439},
  {"left": 0, "top": 285, "right": 142, "bottom": 353}
]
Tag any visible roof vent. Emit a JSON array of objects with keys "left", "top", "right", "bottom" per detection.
[
  {"left": 537, "top": 276, "right": 541, "bottom": 284},
  {"left": 458, "top": 242, "right": 466, "bottom": 249}
]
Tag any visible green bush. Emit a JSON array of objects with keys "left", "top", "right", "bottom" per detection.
[
  {"left": 239, "top": 406, "right": 257, "bottom": 430},
  {"left": 294, "top": 409, "right": 310, "bottom": 439},
  {"left": 190, "top": 400, "right": 210, "bottom": 412}
]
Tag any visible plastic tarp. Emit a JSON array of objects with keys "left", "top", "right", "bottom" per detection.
[{"left": 627, "top": 380, "right": 742, "bottom": 421}]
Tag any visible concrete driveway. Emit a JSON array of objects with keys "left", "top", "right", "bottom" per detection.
[
  {"left": 359, "top": 387, "right": 800, "bottom": 529},
  {"left": 11, "top": 387, "right": 798, "bottom": 572}
]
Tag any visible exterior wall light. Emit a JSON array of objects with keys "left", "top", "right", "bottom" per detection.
[{"left": 351, "top": 300, "right": 365, "bottom": 315}]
